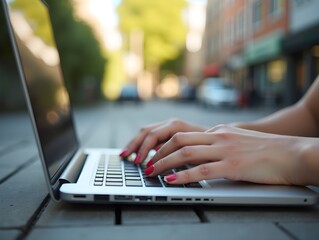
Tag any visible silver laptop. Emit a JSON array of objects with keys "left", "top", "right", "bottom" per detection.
[{"left": 3, "top": 0, "right": 318, "bottom": 206}]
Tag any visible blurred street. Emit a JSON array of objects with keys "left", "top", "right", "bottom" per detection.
[{"left": 0, "top": 100, "right": 277, "bottom": 150}]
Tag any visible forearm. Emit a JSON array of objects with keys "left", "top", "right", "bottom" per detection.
[{"left": 232, "top": 102, "right": 319, "bottom": 137}]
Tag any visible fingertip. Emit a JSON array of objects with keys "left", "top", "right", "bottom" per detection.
[
  {"left": 133, "top": 153, "right": 141, "bottom": 165},
  {"left": 164, "top": 173, "right": 177, "bottom": 182},
  {"left": 146, "top": 159, "right": 153, "bottom": 168},
  {"left": 119, "top": 149, "right": 129, "bottom": 158}
]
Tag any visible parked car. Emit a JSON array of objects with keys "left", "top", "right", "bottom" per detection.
[
  {"left": 197, "top": 78, "right": 240, "bottom": 107},
  {"left": 179, "top": 84, "right": 197, "bottom": 101},
  {"left": 118, "top": 84, "right": 141, "bottom": 102}
]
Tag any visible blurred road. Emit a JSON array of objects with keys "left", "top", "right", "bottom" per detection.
[{"left": 0, "top": 100, "right": 278, "bottom": 150}]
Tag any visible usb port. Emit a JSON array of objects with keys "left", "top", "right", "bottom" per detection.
[
  {"left": 135, "top": 196, "right": 152, "bottom": 201},
  {"left": 155, "top": 196, "right": 167, "bottom": 202},
  {"left": 114, "top": 195, "right": 133, "bottom": 201},
  {"left": 94, "top": 194, "right": 110, "bottom": 202},
  {"left": 73, "top": 194, "right": 86, "bottom": 199},
  {"left": 171, "top": 198, "right": 183, "bottom": 201}
]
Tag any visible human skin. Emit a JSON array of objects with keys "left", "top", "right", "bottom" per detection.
[{"left": 119, "top": 75, "right": 319, "bottom": 186}]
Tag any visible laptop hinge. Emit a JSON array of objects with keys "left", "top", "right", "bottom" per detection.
[{"left": 59, "top": 150, "right": 87, "bottom": 184}]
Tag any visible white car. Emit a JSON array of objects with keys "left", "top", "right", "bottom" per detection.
[{"left": 197, "top": 78, "right": 239, "bottom": 107}]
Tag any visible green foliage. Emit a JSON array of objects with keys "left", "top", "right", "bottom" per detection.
[
  {"left": 11, "top": 0, "right": 55, "bottom": 46},
  {"left": 160, "top": 48, "right": 186, "bottom": 79},
  {"left": 45, "top": 0, "right": 106, "bottom": 102},
  {"left": 118, "top": 0, "right": 187, "bottom": 69}
]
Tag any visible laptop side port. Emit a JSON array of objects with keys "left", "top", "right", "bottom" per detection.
[
  {"left": 114, "top": 195, "right": 133, "bottom": 201},
  {"left": 94, "top": 194, "right": 110, "bottom": 202},
  {"left": 155, "top": 196, "right": 167, "bottom": 202},
  {"left": 135, "top": 196, "right": 152, "bottom": 201},
  {"left": 171, "top": 197, "right": 183, "bottom": 202},
  {"left": 73, "top": 194, "right": 86, "bottom": 199}
]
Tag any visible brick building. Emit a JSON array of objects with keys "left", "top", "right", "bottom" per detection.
[{"left": 202, "top": 0, "right": 319, "bottom": 106}]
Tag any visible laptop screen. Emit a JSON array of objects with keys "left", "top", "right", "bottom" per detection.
[{"left": 4, "top": 0, "right": 79, "bottom": 183}]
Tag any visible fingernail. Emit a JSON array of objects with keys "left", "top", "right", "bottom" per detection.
[
  {"left": 154, "top": 146, "right": 161, "bottom": 151},
  {"left": 164, "top": 173, "right": 177, "bottom": 182},
  {"left": 134, "top": 153, "right": 141, "bottom": 165},
  {"left": 144, "top": 165, "right": 155, "bottom": 175},
  {"left": 119, "top": 149, "right": 129, "bottom": 158},
  {"left": 146, "top": 159, "right": 153, "bottom": 168}
]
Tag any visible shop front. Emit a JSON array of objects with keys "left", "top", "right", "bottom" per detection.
[
  {"left": 244, "top": 31, "right": 285, "bottom": 106},
  {"left": 282, "top": 23, "right": 319, "bottom": 104}
]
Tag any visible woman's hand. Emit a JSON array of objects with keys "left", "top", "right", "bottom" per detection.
[
  {"left": 119, "top": 119, "right": 208, "bottom": 164},
  {"left": 144, "top": 124, "right": 319, "bottom": 186}
]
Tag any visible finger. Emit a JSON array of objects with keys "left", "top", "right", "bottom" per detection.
[
  {"left": 147, "top": 145, "right": 225, "bottom": 177},
  {"left": 135, "top": 123, "right": 180, "bottom": 164},
  {"left": 120, "top": 122, "right": 163, "bottom": 158},
  {"left": 152, "top": 132, "right": 215, "bottom": 164},
  {"left": 164, "top": 161, "right": 228, "bottom": 184}
]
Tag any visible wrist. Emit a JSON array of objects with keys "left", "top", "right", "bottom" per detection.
[{"left": 297, "top": 138, "right": 319, "bottom": 186}]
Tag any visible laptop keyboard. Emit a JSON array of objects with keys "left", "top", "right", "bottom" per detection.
[{"left": 93, "top": 154, "right": 202, "bottom": 188}]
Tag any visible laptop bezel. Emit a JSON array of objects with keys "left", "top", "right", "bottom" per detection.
[{"left": 2, "top": 0, "right": 80, "bottom": 201}]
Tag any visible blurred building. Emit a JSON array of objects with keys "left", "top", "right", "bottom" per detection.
[
  {"left": 282, "top": 0, "right": 319, "bottom": 104},
  {"left": 184, "top": 0, "right": 207, "bottom": 85},
  {"left": 202, "top": 0, "right": 319, "bottom": 106}
]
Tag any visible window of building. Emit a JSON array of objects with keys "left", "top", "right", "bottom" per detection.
[
  {"left": 269, "top": 0, "right": 284, "bottom": 18},
  {"left": 230, "top": 19, "right": 235, "bottom": 45},
  {"left": 236, "top": 10, "right": 244, "bottom": 41},
  {"left": 224, "top": 20, "right": 233, "bottom": 46},
  {"left": 253, "top": 0, "right": 263, "bottom": 31}
]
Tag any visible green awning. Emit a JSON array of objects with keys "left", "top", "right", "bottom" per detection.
[{"left": 244, "top": 31, "right": 284, "bottom": 64}]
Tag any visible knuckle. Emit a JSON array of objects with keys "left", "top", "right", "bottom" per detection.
[
  {"left": 215, "top": 132, "right": 232, "bottom": 140},
  {"left": 180, "top": 146, "right": 192, "bottom": 157},
  {"left": 170, "top": 119, "right": 184, "bottom": 128},
  {"left": 227, "top": 158, "right": 241, "bottom": 167},
  {"left": 199, "top": 164, "right": 210, "bottom": 177},
  {"left": 148, "top": 129, "right": 157, "bottom": 138},
  {"left": 171, "top": 132, "right": 184, "bottom": 145},
  {"left": 213, "top": 124, "right": 228, "bottom": 131},
  {"left": 140, "top": 126, "right": 149, "bottom": 134}
]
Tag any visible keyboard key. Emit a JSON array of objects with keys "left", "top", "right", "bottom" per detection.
[
  {"left": 94, "top": 182, "right": 103, "bottom": 186},
  {"left": 106, "top": 174, "right": 122, "bottom": 179},
  {"left": 94, "top": 178, "right": 103, "bottom": 182},
  {"left": 106, "top": 178, "right": 123, "bottom": 182},
  {"left": 106, "top": 182, "right": 123, "bottom": 186},
  {"left": 125, "top": 176, "right": 141, "bottom": 181},
  {"left": 125, "top": 173, "right": 140, "bottom": 177},
  {"left": 126, "top": 180, "right": 142, "bottom": 187},
  {"left": 125, "top": 169, "right": 139, "bottom": 173},
  {"left": 107, "top": 171, "right": 122, "bottom": 175},
  {"left": 144, "top": 177, "right": 162, "bottom": 187}
]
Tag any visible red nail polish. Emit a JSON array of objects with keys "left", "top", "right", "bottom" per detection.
[
  {"left": 154, "top": 146, "right": 161, "bottom": 151},
  {"left": 144, "top": 165, "right": 155, "bottom": 175},
  {"left": 119, "top": 149, "right": 129, "bottom": 158},
  {"left": 134, "top": 153, "right": 141, "bottom": 165},
  {"left": 146, "top": 159, "right": 153, "bottom": 168},
  {"left": 164, "top": 173, "right": 177, "bottom": 182}
]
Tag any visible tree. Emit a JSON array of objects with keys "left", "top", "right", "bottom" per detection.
[
  {"left": 10, "top": 0, "right": 107, "bottom": 103},
  {"left": 46, "top": 0, "right": 106, "bottom": 103},
  {"left": 117, "top": 0, "right": 187, "bottom": 74}
]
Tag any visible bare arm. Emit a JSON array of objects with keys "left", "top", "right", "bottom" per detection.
[{"left": 233, "top": 75, "right": 319, "bottom": 137}]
